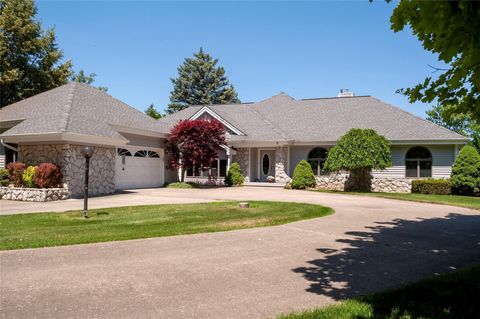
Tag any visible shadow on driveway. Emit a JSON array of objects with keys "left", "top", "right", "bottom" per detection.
[{"left": 293, "top": 213, "right": 480, "bottom": 300}]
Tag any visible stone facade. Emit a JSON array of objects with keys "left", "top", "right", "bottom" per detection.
[
  {"left": 0, "top": 187, "right": 70, "bottom": 202},
  {"left": 18, "top": 144, "right": 115, "bottom": 198},
  {"left": 316, "top": 174, "right": 412, "bottom": 193},
  {"left": 275, "top": 147, "right": 291, "bottom": 183},
  {"left": 232, "top": 148, "right": 250, "bottom": 182}
]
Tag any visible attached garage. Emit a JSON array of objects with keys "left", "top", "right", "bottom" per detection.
[{"left": 115, "top": 146, "right": 165, "bottom": 190}]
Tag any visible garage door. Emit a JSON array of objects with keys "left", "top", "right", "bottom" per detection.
[{"left": 115, "top": 147, "right": 164, "bottom": 189}]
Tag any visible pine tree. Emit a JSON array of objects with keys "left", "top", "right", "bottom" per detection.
[
  {"left": 0, "top": 0, "right": 73, "bottom": 107},
  {"left": 145, "top": 103, "right": 162, "bottom": 119},
  {"left": 166, "top": 48, "right": 240, "bottom": 114},
  {"left": 71, "top": 70, "right": 108, "bottom": 92}
]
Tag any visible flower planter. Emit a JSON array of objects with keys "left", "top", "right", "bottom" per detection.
[{"left": 0, "top": 186, "right": 70, "bottom": 202}]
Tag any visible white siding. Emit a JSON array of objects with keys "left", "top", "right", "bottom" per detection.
[
  {"left": 0, "top": 154, "right": 4, "bottom": 169},
  {"left": 289, "top": 144, "right": 456, "bottom": 179},
  {"left": 372, "top": 145, "right": 455, "bottom": 178}
]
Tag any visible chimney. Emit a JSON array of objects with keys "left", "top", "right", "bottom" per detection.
[{"left": 338, "top": 88, "right": 354, "bottom": 97}]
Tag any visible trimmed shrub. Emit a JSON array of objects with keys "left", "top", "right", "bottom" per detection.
[
  {"left": 165, "top": 182, "right": 199, "bottom": 189},
  {"left": 6, "top": 162, "right": 26, "bottom": 187},
  {"left": 0, "top": 168, "right": 9, "bottom": 186},
  {"left": 22, "top": 166, "right": 38, "bottom": 188},
  {"left": 34, "top": 163, "right": 63, "bottom": 188},
  {"left": 411, "top": 178, "right": 451, "bottom": 195},
  {"left": 224, "top": 162, "right": 244, "bottom": 186},
  {"left": 450, "top": 145, "right": 480, "bottom": 196},
  {"left": 291, "top": 160, "right": 316, "bottom": 189}
]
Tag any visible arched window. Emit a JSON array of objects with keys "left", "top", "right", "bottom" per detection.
[
  {"left": 134, "top": 150, "right": 160, "bottom": 158},
  {"left": 405, "top": 146, "right": 432, "bottom": 178},
  {"left": 117, "top": 148, "right": 132, "bottom": 156},
  {"left": 307, "top": 147, "right": 328, "bottom": 176}
]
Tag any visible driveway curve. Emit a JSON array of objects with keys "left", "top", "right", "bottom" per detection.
[{"left": 1, "top": 187, "right": 479, "bottom": 319}]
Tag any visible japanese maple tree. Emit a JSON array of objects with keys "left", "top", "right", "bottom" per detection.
[{"left": 165, "top": 119, "right": 226, "bottom": 182}]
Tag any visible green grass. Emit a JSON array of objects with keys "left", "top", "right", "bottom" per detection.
[
  {"left": 342, "top": 192, "right": 480, "bottom": 210},
  {"left": 0, "top": 201, "right": 332, "bottom": 250},
  {"left": 164, "top": 182, "right": 200, "bottom": 189},
  {"left": 278, "top": 265, "right": 480, "bottom": 319}
]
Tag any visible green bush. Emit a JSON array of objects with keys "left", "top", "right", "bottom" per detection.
[
  {"left": 411, "top": 178, "right": 451, "bottom": 195},
  {"left": 291, "top": 160, "right": 316, "bottom": 189},
  {"left": 0, "top": 168, "right": 9, "bottom": 186},
  {"left": 224, "top": 162, "right": 244, "bottom": 186},
  {"left": 450, "top": 145, "right": 480, "bottom": 196},
  {"left": 22, "top": 166, "right": 37, "bottom": 188}
]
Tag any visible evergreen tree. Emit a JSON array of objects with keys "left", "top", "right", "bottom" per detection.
[
  {"left": 71, "top": 70, "right": 108, "bottom": 92},
  {"left": 166, "top": 48, "right": 240, "bottom": 114},
  {"left": 0, "top": 0, "right": 73, "bottom": 107},
  {"left": 145, "top": 103, "right": 162, "bottom": 119}
]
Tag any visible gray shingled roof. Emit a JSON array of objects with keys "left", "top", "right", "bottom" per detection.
[
  {"left": 159, "top": 93, "right": 468, "bottom": 143},
  {"left": 0, "top": 83, "right": 170, "bottom": 140}
]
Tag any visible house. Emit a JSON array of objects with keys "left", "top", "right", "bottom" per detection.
[{"left": 0, "top": 83, "right": 468, "bottom": 197}]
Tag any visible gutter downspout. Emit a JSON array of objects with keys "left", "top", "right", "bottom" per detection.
[{"left": 1, "top": 139, "right": 18, "bottom": 162}]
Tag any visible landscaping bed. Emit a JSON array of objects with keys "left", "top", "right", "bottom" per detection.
[
  {"left": 278, "top": 265, "right": 480, "bottom": 319},
  {"left": 0, "top": 186, "right": 70, "bottom": 202},
  {"left": 0, "top": 201, "right": 333, "bottom": 250}
]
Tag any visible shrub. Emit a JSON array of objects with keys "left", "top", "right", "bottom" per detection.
[
  {"left": 411, "top": 178, "right": 451, "bottom": 195},
  {"left": 22, "top": 166, "right": 38, "bottom": 188},
  {"left": 224, "top": 162, "right": 244, "bottom": 186},
  {"left": 291, "top": 160, "right": 316, "bottom": 189},
  {"left": 6, "top": 162, "right": 26, "bottom": 187},
  {"left": 34, "top": 163, "right": 63, "bottom": 188},
  {"left": 450, "top": 145, "right": 480, "bottom": 196},
  {"left": 165, "top": 182, "right": 199, "bottom": 189},
  {"left": 0, "top": 168, "right": 9, "bottom": 186}
]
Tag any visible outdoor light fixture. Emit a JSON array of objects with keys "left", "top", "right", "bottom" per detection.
[{"left": 81, "top": 145, "right": 94, "bottom": 218}]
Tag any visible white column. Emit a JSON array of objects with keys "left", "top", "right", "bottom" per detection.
[
  {"left": 226, "top": 148, "right": 231, "bottom": 172},
  {"left": 454, "top": 144, "right": 459, "bottom": 158}
]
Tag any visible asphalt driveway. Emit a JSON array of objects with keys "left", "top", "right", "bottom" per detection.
[{"left": 1, "top": 187, "right": 479, "bottom": 319}]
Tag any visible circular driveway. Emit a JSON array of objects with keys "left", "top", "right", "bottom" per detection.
[{"left": 1, "top": 187, "right": 479, "bottom": 318}]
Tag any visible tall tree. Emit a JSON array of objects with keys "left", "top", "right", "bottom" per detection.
[
  {"left": 71, "top": 70, "right": 108, "bottom": 91},
  {"left": 144, "top": 103, "right": 162, "bottom": 119},
  {"left": 426, "top": 104, "right": 480, "bottom": 150},
  {"left": 390, "top": 1, "right": 480, "bottom": 121},
  {"left": 167, "top": 48, "right": 240, "bottom": 114},
  {"left": 165, "top": 119, "right": 226, "bottom": 182},
  {"left": 0, "top": 0, "right": 73, "bottom": 107}
]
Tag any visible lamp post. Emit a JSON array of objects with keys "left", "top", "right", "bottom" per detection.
[{"left": 80, "top": 146, "right": 94, "bottom": 218}]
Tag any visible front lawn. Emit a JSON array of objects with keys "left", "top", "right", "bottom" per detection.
[
  {"left": 278, "top": 265, "right": 480, "bottom": 319},
  {"left": 0, "top": 201, "right": 332, "bottom": 250},
  {"left": 343, "top": 192, "right": 480, "bottom": 210}
]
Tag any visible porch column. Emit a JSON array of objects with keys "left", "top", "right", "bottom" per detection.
[{"left": 226, "top": 148, "right": 231, "bottom": 172}]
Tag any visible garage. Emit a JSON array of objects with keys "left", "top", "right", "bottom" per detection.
[{"left": 115, "top": 146, "right": 164, "bottom": 190}]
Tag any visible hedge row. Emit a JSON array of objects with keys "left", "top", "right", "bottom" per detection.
[{"left": 411, "top": 178, "right": 451, "bottom": 195}]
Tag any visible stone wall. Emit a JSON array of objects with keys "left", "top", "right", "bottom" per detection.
[
  {"left": 232, "top": 148, "right": 250, "bottom": 182},
  {"left": 316, "top": 174, "right": 412, "bottom": 193},
  {"left": 275, "top": 147, "right": 291, "bottom": 183},
  {"left": 0, "top": 187, "right": 70, "bottom": 202},
  {"left": 18, "top": 144, "right": 115, "bottom": 198}
]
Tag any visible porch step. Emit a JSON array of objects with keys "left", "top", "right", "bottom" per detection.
[{"left": 243, "top": 182, "right": 286, "bottom": 188}]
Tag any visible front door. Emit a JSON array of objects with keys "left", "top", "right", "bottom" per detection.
[{"left": 259, "top": 150, "right": 275, "bottom": 182}]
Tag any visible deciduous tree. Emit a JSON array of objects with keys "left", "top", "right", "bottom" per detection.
[
  {"left": 71, "top": 70, "right": 108, "bottom": 91},
  {"left": 165, "top": 119, "right": 226, "bottom": 182},
  {"left": 324, "top": 129, "right": 392, "bottom": 191},
  {"left": 0, "top": 0, "right": 73, "bottom": 107},
  {"left": 390, "top": 1, "right": 480, "bottom": 121}
]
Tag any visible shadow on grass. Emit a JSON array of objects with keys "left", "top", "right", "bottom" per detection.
[{"left": 292, "top": 213, "right": 480, "bottom": 318}]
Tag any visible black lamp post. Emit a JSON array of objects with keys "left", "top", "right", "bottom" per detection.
[{"left": 80, "top": 146, "right": 94, "bottom": 218}]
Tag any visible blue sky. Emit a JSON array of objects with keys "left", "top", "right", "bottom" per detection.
[{"left": 37, "top": 1, "right": 443, "bottom": 117}]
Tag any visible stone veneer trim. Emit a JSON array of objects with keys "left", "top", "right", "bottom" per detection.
[{"left": 0, "top": 187, "right": 70, "bottom": 202}]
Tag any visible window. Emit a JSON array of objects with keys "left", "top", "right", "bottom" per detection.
[
  {"left": 117, "top": 148, "right": 132, "bottom": 156},
  {"left": 186, "top": 159, "right": 228, "bottom": 178},
  {"left": 134, "top": 150, "right": 160, "bottom": 158},
  {"left": 262, "top": 154, "right": 270, "bottom": 175},
  {"left": 308, "top": 147, "right": 328, "bottom": 176},
  {"left": 405, "top": 146, "right": 432, "bottom": 178}
]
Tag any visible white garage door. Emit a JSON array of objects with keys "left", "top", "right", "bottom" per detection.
[{"left": 115, "top": 147, "right": 164, "bottom": 190}]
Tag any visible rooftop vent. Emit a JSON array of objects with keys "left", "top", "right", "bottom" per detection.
[{"left": 338, "top": 89, "right": 354, "bottom": 97}]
